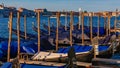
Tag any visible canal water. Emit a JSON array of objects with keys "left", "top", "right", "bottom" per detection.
[{"left": 0, "top": 16, "right": 120, "bottom": 39}]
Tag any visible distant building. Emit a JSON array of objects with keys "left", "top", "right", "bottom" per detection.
[
  {"left": 7, "top": 7, "right": 16, "bottom": 11},
  {"left": 0, "top": 3, "right": 17, "bottom": 17},
  {"left": 34, "top": 8, "right": 47, "bottom": 12},
  {"left": 0, "top": 5, "right": 4, "bottom": 9},
  {"left": 18, "top": 7, "right": 27, "bottom": 12},
  {"left": 18, "top": 7, "right": 35, "bottom": 17}
]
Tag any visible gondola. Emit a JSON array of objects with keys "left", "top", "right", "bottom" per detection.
[
  {"left": 32, "top": 23, "right": 49, "bottom": 36},
  {"left": 11, "top": 27, "right": 71, "bottom": 46},
  {"left": 32, "top": 45, "right": 93, "bottom": 62},
  {"left": 31, "top": 33, "right": 116, "bottom": 62},
  {"left": 32, "top": 42, "right": 114, "bottom": 63},
  {"left": 33, "top": 24, "right": 107, "bottom": 44},
  {"left": 32, "top": 24, "right": 90, "bottom": 43},
  {"left": 0, "top": 37, "right": 56, "bottom": 61},
  {"left": 42, "top": 22, "right": 68, "bottom": 33},
  {"left": 0, "top": 41, "right": 37, "bottom": 61},
  {"left": 34, "top": 23, "right": 66, "bottom": 34},
  {"left": 32, "top": 23, "right": 72, "bottom": 45},
  {"left": 8, "top": 22, "right": 49, "bottom": 40},
  {"left": 47, "top": 33, "right": 71, "bottom": 46},
  {"left": 11, "top": 28, "right": 37, "bottom": 40}
]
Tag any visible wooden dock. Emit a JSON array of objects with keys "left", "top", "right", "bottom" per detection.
[
  {"left": 111, "top": 28, "right": 120, "bottom": 32},
  {"left": 19, "top": 60, "right": 65, "bottom": 66},
  {"left": 76, "top": 61, "right": 91, "bottom": 67},
  {"left": 92, "top": 58, "right": 120, "bottom": 68},
  {"left": 19, "top": 60, "right": 91, "bottom": 67}
]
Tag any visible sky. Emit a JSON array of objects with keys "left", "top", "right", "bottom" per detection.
[{"left": 0, "top": 0, "right": 120, "bottom": 12}]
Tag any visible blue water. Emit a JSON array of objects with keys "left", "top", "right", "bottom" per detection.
[{"left": 0, "top": 16, "right": 120, "bottom": 39}]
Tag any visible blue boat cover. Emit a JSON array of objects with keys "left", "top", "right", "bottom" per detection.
[
  {"left": 98, "top": 45, "right": 109, "bottom": 51},
  {"left": 0, "top": 49, "right": 3, "bottom": 59},
  {"left": 57, "top": 45, "right": 92, "bottom": 53},
  {"left": 0, "top": 41, "right": 38, "bottom": 58},
  {"left": 57, "top": 45, "right": 109, "bottom": 53},
  {"left": 0, "top": 41, "right": 18, "bottom": 56},
  {"left": 22, "top": 46, "right": 35, "bottom": 54},
  {"left": 1, "top": 62, "right": 12, "bottom": 68}
]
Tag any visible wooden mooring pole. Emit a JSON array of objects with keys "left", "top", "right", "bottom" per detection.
[
  {"left": 70, "top": 11, "right": 74, "bottom": 46},
  {"left": 97, "top": 15, "right": 100, "bottom": 39},
  {"left": 37, "top": 12, "right": 40, "bottom": 52},
  {"left": 48, "top": 16, "right": 50, "bottom": 35},
  {"left": 78, "top": 11, "right": 81, "bottom": 29},
  {"left": 103, "top": 14, "right": 107, "bottom": 36},
  {"left": 81, "top": 12, "right": 84, "bottom": 45},
  {"left": 92, "top": 37, "right": 98, "bottom": 58},
  {"left": 90, "top": 13, "right": 93, "bottom": 44},
  {"left": 24, "top": 15, "right": 27, "bottom": 39},
  {"left": 7, "top": 12, "right": 13, "bottom": 62},
  {"left": 17, "top": 11, "right": 20, "bottom": 60},
  {"left": 65, "top": 12, "right": 67, "bottom": 31},
  {"left": 108, "top": 14, "right": 111, "bottom": 35},
  {"left": 56, "top": 12, "right": 60, "bottom": 51},
  {"left": 71, "top": 12, "right": 74, "bottom": 31},
  {"left": 106, "top": 14, "right": 109, "bottom": 36},
  {"left": 115, "top": 9, "right": 118, "bottom": 34},
  {"left": 104, "top": 16, "right": 107, "bottom": 32}
]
